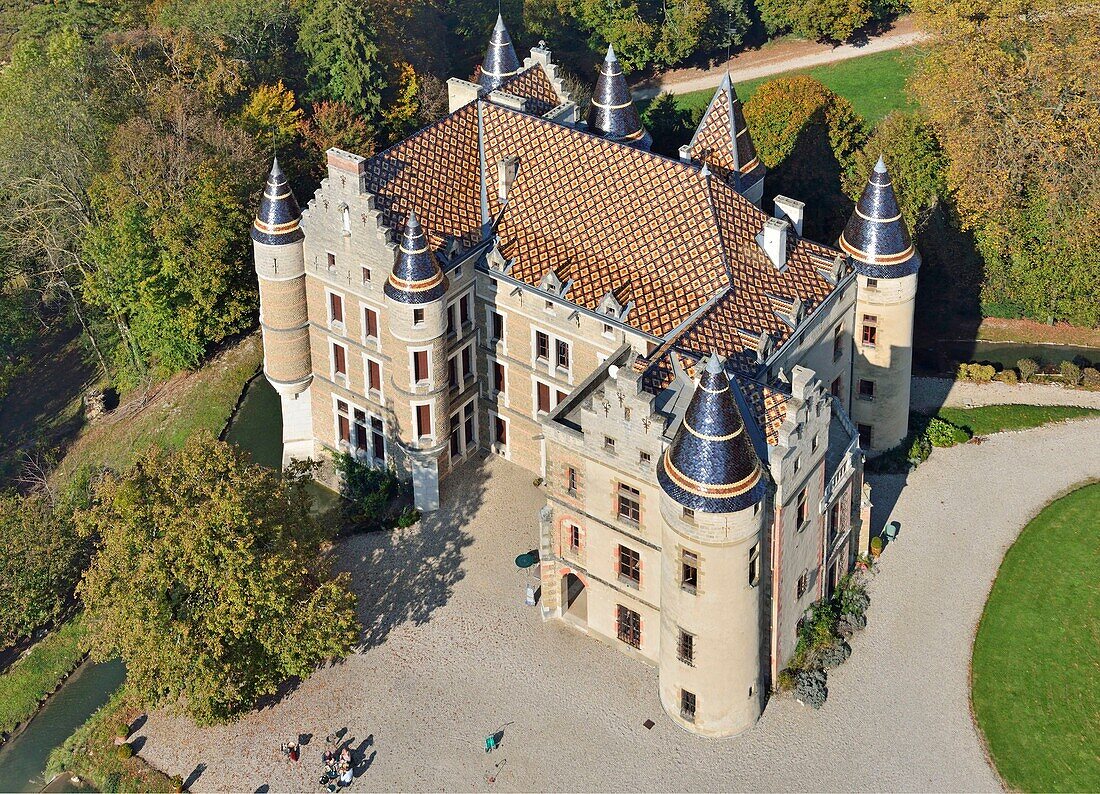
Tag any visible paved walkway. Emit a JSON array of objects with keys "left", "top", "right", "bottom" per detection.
[
  {"left": 634, "top": 17, "right": 927, "bottom": 99},
  {"left": 911, "top": 377, "right": 1100, "bottom": 412},
  {"left": 136, "top": 417, "right": 1100, "bottom": 792}
]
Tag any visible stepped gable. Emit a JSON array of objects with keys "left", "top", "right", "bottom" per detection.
[
  {"left": 657, "top": 354, "right": 766, "bottom": 512},
  {"left": 385, "top": 211, "right": 448, "bottom": 304},
  {"left": 496, "top": 65, "right": 563, "bottom": 116},
  {"left": 252, "top": 157, "right": 303, "bottom": 245},
  {"left": 686, "top": 74, "right": 765, "bottom": 191},
  {"left": 586, "top": 46, "right": 650, "bottom": 148},
  {"left": 361, "top": 102, "right": 482, "bottom": 249},
  {"left": 839, "top": 156, "right": 921, "bottom": 278},
  {"left": 482, "top": 102, "right": 727, "bottom": 336},
  {"left": 479, "top": 14, "right": 522, "bottom": 92}
]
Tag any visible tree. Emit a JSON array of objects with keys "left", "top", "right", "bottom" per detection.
[
  {"left": 382, "top": 63, "right": 422, "bottom": 143},
  {"left": 300, "top": 101, "right": 376, "bottom": 174},
  {"left": 642, "top": 92, "right": 694, "bottom": 157},
  {"left": 297, "top": 0, "right": 386, "bottom": 129},
  {"left": 78, "top": 435, "right": 359, "bottom": 725},
  {"left": 238, "top": 80, "right": 304, "bottom": 152},
  {"left": 758, "top": 0, "right": 882, "bottom": 42},
  {"left": 910, "top": 0, "right": 1100, "bottom": 326},
  {"left": 745, "top": 75, "right": 868, "bottom": 241}
]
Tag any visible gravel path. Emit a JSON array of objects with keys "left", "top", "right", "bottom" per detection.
[
  {"left": 633, "top": 17, "right": 926, "bottom": 100},
  {"left": 136, "top": 417, "right": 1100, "bottom": 792},
  {"left": 911, "top": 377, "right": 1100, "bottom": 412}
]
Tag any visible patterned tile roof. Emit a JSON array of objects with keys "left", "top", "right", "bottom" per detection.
[
  {"left": 687, "top": 75, "right": 765, "bottom": 192},
  {"left": 496, "top": 64, "right": 563, "bottom": 116}
]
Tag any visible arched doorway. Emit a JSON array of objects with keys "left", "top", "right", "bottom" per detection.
[{"left": 562, "top": 573, "right": 587, "bottom": 625}]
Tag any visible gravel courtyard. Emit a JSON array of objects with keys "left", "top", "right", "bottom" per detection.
[{"left": 137, "top": 417, "right": 1100, "bottom": 792}]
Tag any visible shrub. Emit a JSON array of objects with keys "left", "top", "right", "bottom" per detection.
[
  {"left": 1083, "top": 368, "right": 1100, "bottom": 389},
  {"left": 968, "top": 363, "right": 996, "bottom": 383},
  {"left": 835, "top": 576, "right": 870, "bottom": 618},
  {"left": 1059, "top": 360, "right": 1082, "bottom": 386},
  {"left": 838, "top": 612, "right": 867, "bottom": 635},
  {"left": 395, "top": 507, "right": 420, "bottom": 528},
  {"left": 171, "top": 775, "right": 184, "bottom": 793},
  {"left": 1017, "top": 358, "right": 1039, "bottom": 382},
  {"left": 332, "top": 452, "right": 401, "bottom": 529},
  {"left": 907, "top": 431, "right": 931, "bottom": 464},
  {"left": 115, "top": 742, "right": 133, "bottom": 760},
  {"left": 993, "top": 369, "right": 1018, "bottom": 385},
  {"left": 817, "top": 641, "right": 852, "bottom": 669},
  {"left": 925, "top": 417, "right": 960, "bottom": 447},
  {"left": 794, "top": 669, "right": 828, "bottom": 709},
  {"left": 869, "top": 536, "right": 883, "bottom": 557},
  {"left": 776, "top": 669, "right": 796, "bottom": 692},
  {"left": 114, "top": 721, "right": 130, "bottom": 739}
]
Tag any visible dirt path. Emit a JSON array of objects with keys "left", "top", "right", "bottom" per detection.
[
  {"left": 136, "top": 416, "right": 1100, "bottom": 792},
  {"left": 634, "top": 16, "right": 927, "bottom": 99},
  {"left": 911, "top": 377, "right": 1100, "bottom": 412}
]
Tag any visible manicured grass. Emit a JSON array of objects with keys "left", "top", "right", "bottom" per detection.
[
  {"left": 971, "top": 482, "right": 1100, "bottom": 792},
  {"left": 670, "top": 47, "right": 924, "bottom": 123},
  {"left": 52, "top": 333, "right": 263, "bottom": 483},
  {"left": 0, "top": 619, "right": 86, "bottom": 739},
  {"left": 936, "top": 405, "right": 1100, "bottom": 437}
]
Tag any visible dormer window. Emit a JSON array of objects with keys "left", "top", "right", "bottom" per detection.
[
  {"left": 598, "top": 290, "right": 626, "bottom": 321},
  {"left": 539, "top": 268, "right": 565, "bottom": 296}
]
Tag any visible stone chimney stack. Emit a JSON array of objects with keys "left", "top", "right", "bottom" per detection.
[
  {"left": 773, "top": 195, "right": 805, "bottom": 236},
  {"left": 759, "top": 217, "right": 788, "bottom": 269}
]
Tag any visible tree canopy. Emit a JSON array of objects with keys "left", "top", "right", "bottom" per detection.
[{"left": 78, "top": 435, "right": 359, "bottom": 725}]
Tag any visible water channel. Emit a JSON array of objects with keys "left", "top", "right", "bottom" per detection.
[
  {"left": 915, "top": 339, "right": 1099, "bottom": 374},
  {"left": 0, "top": 374, "right": 303, "bottom": 792}
]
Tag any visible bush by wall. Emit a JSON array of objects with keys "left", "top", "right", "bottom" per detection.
[
  {"left": 1082, "top": 368, "right": 1100, "bottom": 389},
  {"left": 1017, "top": 358, "right": 1039, "bottom": 382},
  {"left": 1059, "top": 361, "right": 1082, "bottom": 386},
  {"left": 331, "top": 452, "right": 412, "bottom": 531},
  {"left": 957, "top": 362, "right": 997, "bottom": 383}
]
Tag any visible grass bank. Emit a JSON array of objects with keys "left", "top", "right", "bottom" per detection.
[
  {"left": 47, "top": 687, "right": 177, "bottom": 793},
  {"left": 937, "top": 405, "right": 1100, "bottom": 437},
  {"left": 667, "top": 47, "right": 923, "bottom": 123},
  {"left": 971, "top": 482, "right": 1100, "bottom": 792},
  {"left": 0, "top": 619, "right": 86, "bottom": 742}
]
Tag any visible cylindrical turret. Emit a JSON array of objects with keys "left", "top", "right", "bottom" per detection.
[
  {"left": 841, "top": 156, "right": 920, "bottom": 453},
  {"left": 384, "top": 212, "right": 451, "bottom": 510},
  {"left": 478, "top": 14, "right": 521, "bottom": 92},
  {"left": 656, "top": 354, "right": 766, "bottom": 737},
  {"left": 587, "top": 46, "right": 652, "bottom": 150}
]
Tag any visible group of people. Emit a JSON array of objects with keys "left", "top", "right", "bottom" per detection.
[{"left": 320, "top": 746, "right": 355, "bottom": 790}]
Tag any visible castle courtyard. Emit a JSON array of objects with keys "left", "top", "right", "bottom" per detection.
[{"left": 134, "top": 417, "right": 1100, "bottom": 792}]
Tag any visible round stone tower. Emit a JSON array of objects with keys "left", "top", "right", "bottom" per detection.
[
  {"left": 251, "top": 157, "right": 314, "bottom": 466},
  {"left": 383, "top": 211, "right": 450, "bottom": 512},
  {"left": 841, "top": 156, "right": 921, "bottom": 453},
  {"left": 656, "top": 354, "right": 767, "bottom": 737}
]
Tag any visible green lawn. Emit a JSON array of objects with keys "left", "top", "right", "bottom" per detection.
[
  {"left": 668, "top": 47, "right": 924, "bottom": 124},
  {"left": 971, "top": 482, "right": 1100, "bottom": 792},
  {"left": 936, "top": 405, "right": 1100, "bottom": 437},
  {"left": 0, "top": 619, "right": 86, "bottom": 738}
]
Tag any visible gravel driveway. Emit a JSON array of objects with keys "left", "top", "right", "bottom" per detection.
[
  {"left": 910, "top": 377, "right": 1100, "bottom": 412},
  {"left": 136, "top": 417, "right": 1100, "bottom": 792}
]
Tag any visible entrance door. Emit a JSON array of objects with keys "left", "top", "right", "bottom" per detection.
[{"left": 562, "top": 573, "right": 587, "bottom": 624}]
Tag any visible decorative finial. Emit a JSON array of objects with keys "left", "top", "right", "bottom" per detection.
[{"left": 874, "top": 155, "right": 887, "bottom": 173}]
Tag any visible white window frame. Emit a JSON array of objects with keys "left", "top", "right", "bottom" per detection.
[
  {"left": 488, "top": 409, "right": 510, "bottom": 459},
  {"left": 332, "top": 395, "right": 352, "bottom": 451},
  {"left": 363, "top": 353, "right": 384, "bottom": 402},
  {"left": 486, "top": 354, "right": 509, "bottom": 407},
  {"left": 329, "top": 337, "right": 349, "bottom": 384},
  {"left": 409, "top": 345, "right": 433, "bottom": 391},
  {"left": 362, "top": 303, "right": 382, "bottom": 351},
  {"left": 530, "top": 324, "right": 574, "bottom": 383},
  {"left": 448, "top": 395, "right": 479, "bottom": 463},
  {"left": 326, "top": 288, "right": 346, "bottom": 333},
  {"left": 532, "top": 375, "right": 565, "bottom": 419},
  {"left": 485, "top": 306, "right": 506, "bottom": 354},
  {"left": 446, "top": 288, "right": 475, "bottom": 341},
  {"left": 411, "top": 399, "right": 434, "bottom": 445}
]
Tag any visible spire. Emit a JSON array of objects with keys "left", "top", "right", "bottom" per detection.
[
  {"left": 684, "top": 73, "right": 765, "bottom": 193},
  {"left": 586, "top": 45, "right": 651, "bottom": 150},
  {"left": 839, "top": 156, "right": 921, "bottom": 278},
  {"left": 384, "top": 211, "right": 448, "bottom": 304},
  {"left": 478, "top": 14, "right": 522, "bottom": 92},
  {"left": 657, "top": 354, "right": 765, "bottom": 513},
  {"left": 251, "top": 157, "right": 304, "bottom": 246}
]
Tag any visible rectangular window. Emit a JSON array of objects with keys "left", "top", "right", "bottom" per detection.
[
  {"left": 680, "top": 689, "right": 697, "bottom": 722},
  {"left": 569, "top": 524, "right": 580, "bottom": 553},
  {"left": 858, "top": 423, "right": 873, "bottom": 448},
  {"left": 361, "top": 266, "right": 371, "bottom": 284},
  {"left": 493, "top": 361, "right": 505, "bottom": 394},
  {"left": 371, "top": 416, "right": 385, "bottom": 461},
  {"left": 556, "top": 339, "right": 570, "bottom": 370},
  {"left": 639, "top": 450, "right": 651, "bottom": 465},
  {"left": 364, "top": 307, "right": 379, "bottom": 341},
  {"left": 833, "top": 323, "right": 844, "bottom": 361},
  {"left": 494, "top": 415, "right": 507, "bottom": 446},
  {"left": 618, "top": 544, "right": 641, "bottom": 585},
  {"left": 461, "top": 346, "right": 473, "bottom": 381},
  {"left": 866, "top": 278, "right": 878, "bottom": 290},
  {"left": 336, "top": 400, "right": 350, "bottom": 444},
  {"left": 446, "top": 305, "right": 456, "bottom": 335},
  {"left": 681, "top": 550, "right": 698, "bottom": 594},
  {"left": 448, "top": 357, "right": 458, "bottom": 389},
  {"left": 463, "top": 402, "right": 475, "bottom": 450},
  {"left": 829, "top": 502, "right": 841, "bottom": 545},
  {"left": 797, "top": 569, "right": 809, "bottom": 599},
  {"left": 748, "top": 543, "right": 760, "bottom": 587},
  {"left": 617, "top": 483, "right": 640, "bottom": 523},
  {"left": 567, "top": 466, "right": 577, "bottom": 496},
  {"left": 683, "top": 507, "right": 695, "bottom": 522},
  {"left": 329, "top": 292, "right": 343, "bottom": 323},
  {"left": 459, "top": 293, "right": 471, "bottom": 326},
  {"left": 535, "top": 331, "right": 550, "bottom": 361},
  {"left": 367, "top": 359, "right": 381, "bottom": 393},
  {"left": 797, "top": 488, "right": 808, "bottom": 528},
  {"left": 415, "top": 404, "right": 431, "bottom": 438},
  {"left": 556, "top": 389, "right": 567, "bottom": 405},
  {"left": 604, "top": 436, "right": 616, "bottom": 452},
  {"left": 326, "top": 252, "right": 336, "bottom": 269},
  {"left": 413, "top": 350, "right": 429, "bottom": 384},
  {"left": 413, "top": 308, "right": 425, "bottom": 326},
  {"left": 332, "top": 343, "right": 347, "bottom": 376},
  {"left": 603, "top": 322, "right": 613, "bottom": 337},
  {"left": 831, "top": 376, "right": 842, "bottom": 398},
  {"left": 616, "top": 604, "right": 641, "bottom": 648},
  {"left": 858, "top": 379, "right": 876, "bottom": 400},
  {"left": 862, "top": 315, "right": 878, "bottom": 347},
  {"left": 353, "top": 408, "right": 368, "bottom": 451},
  {"left": 677, "top": 630, "right": 695, "bottom": 667},
  {"left": 490, "top": 311, "right": 504, "bottom": 342},
  {"left": 537, "top": 381, "right": 551, "bottom": 414}
]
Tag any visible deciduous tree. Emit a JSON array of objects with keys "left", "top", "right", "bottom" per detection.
[{"left": 78, "top": 435, "right": 359, "bottom": 725}]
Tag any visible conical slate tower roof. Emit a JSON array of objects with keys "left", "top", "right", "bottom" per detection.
[
  {"left": 586, "top": 45, "right": 651, "bottom": 149},
  {"left": 478, "top": 15, "right": 522, "bottom": 92},
  {"left": 839, "top": 156, "right": 921, "bottom": 278},
  {"left": 686, "top": 73, "right": 765, "bottom": 192},
  {"left": 657, "top": 354, "right": 765, "bottom": 513},
  {"left": 384, "top": 211, "right": 448, "bottom": 304},
  {"left": 251, "top": 158, "right": 303, "bottom": 245}
]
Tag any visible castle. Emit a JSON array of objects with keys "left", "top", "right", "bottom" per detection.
[{"left": 251, "top": 16, "right": 920, "bottom": 737}]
